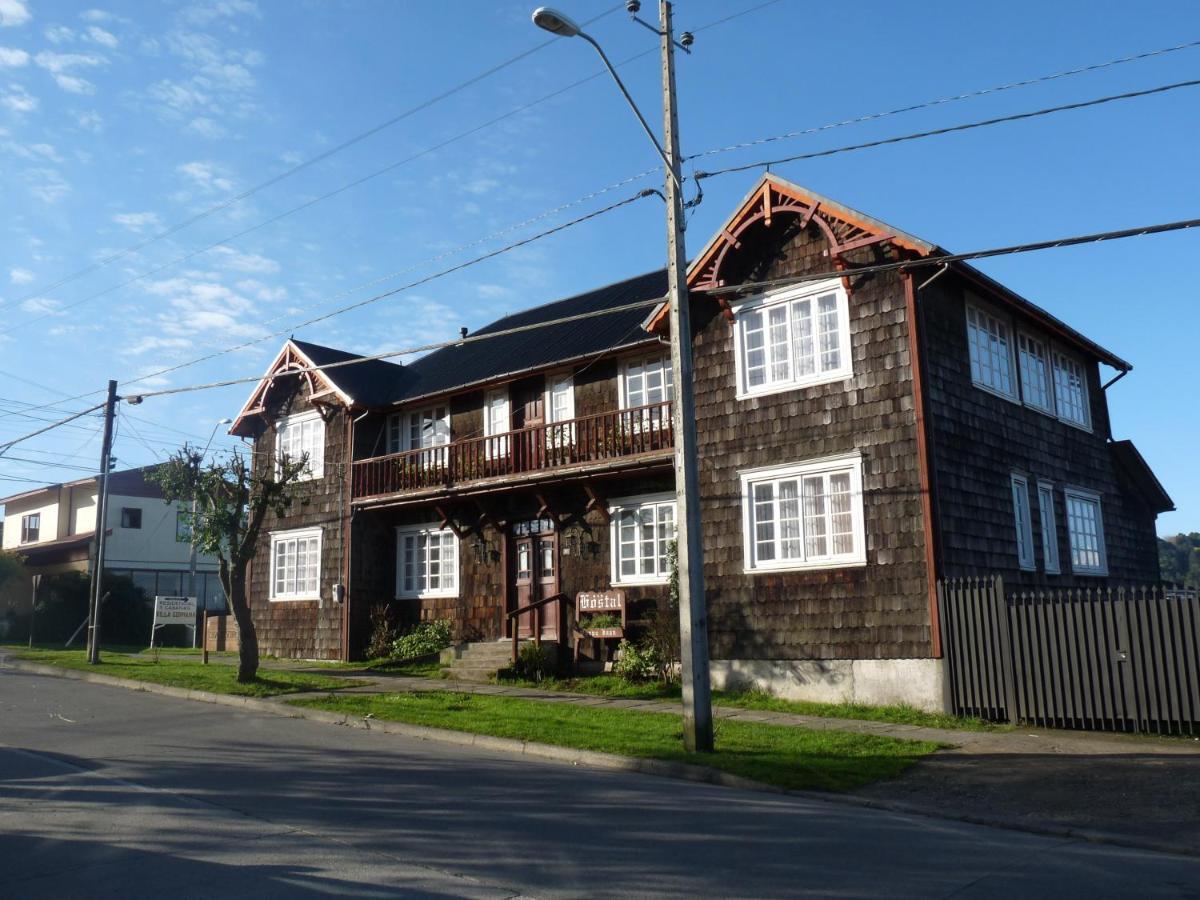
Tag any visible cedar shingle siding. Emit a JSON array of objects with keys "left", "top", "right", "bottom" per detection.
[
  {"left": 247, "top": 382, "right": 348, "bottom": 660},
  {"left": 692, "top": 223, "right": 933, "bottom": 662},
  {"left": 920, "top": 275, "right": 1161, "bottom": 585}
]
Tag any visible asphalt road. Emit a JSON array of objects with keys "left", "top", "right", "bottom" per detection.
[{"left": 2, "top": 668, "right": 1199, "bottom": 899}]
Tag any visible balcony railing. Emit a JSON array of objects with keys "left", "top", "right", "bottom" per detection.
[{"left": 352, "top": 402, "right": 673, "bottom": 501}]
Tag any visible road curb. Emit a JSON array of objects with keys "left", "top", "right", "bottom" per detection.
[{"left": 4, "top": 655, "right": 1198, "bottom": 861}]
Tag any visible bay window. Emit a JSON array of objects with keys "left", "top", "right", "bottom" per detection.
[
  {"left": 740, "top": 453, "right": 866, "bottom": 572},
  {"left": 734, "top": 279, "right": 852, "bottom": 398}
]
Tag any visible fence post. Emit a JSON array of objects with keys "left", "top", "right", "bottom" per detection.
[
  {"left": 990, "top": 575, "right": 1018, "bottom": 723},
  {"left": 937, "top": 580, "right": 955, "bottom": 715}
]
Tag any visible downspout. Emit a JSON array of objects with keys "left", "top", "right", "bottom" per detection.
[
  {"left": 902, "top": 269, "right": 943, "bottom": 659},
  {"left": 1100, "top": 367, "right": 1130, "bottom": 443}
]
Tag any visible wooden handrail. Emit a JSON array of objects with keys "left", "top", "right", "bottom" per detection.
[
  {"left": 505, "top": 591, "right": 571, "bottom": 620},
  {"left": 508, "top": 591, "right": 571, "bottom": 664}
]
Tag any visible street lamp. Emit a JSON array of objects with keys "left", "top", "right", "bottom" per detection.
[
  {"left": 533, "top": 1, "right": 713, "bottom": 752},
  {"left": 190, "top": 417, "right": 232, "bottom": 660}
]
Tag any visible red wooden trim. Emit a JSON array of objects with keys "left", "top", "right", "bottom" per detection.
[
  {"left": 903, "top": 271, "right": 942, "bottom": 659},
  {"left": 761, "top": 182, "right": 772, "bottom": 227},
  {"left": 833, "top": 232, "right": 895, "bottom": 255}
]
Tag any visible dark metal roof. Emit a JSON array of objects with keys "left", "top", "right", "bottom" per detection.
[
  {"left": 384, "top": 269, "right": 668, "bottom": 406},
  {"left": 289, "top": 339, "right": 409, "bottom": 408}
]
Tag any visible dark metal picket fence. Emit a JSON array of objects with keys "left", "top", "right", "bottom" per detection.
[{"left": 938, "top": 576, "right": 1200, "bottom": 734}]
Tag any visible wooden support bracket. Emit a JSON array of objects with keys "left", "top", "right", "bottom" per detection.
[
  {"left": 433, "top": 504, "right": 469, "bottom": 540},
  {"left": 584, "top": 484, "right": 610, "bottom": 524}
]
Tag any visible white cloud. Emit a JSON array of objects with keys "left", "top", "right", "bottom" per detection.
[
  {"left": 84, "top": 25, "right": 117, "bottom": 48},
  {"left": 2, "top": 139, "right": 61, "bottom": 161},
  {"left": 76, "top": 109, "right": 102, "bottom": 131},
  {"left": 53, "top": 73, "right": 93, "bottom": 93},
  {"left": 182, "top": 0, "right": 260, "bottom": 26},
  {"left": 186, "top": 115, "right": 224, "bottom": 138},
  {"left": 235, "top": 278, "right": 286, "bottom": 302},
  {"left": 211, "top": 246, "right": 278, "bottom": 274},
  {"left": 25, "top": 167, "right": 70, "bottom": 203},
  {"left": 1, "top": 82, "right": 35, "bottom": 112},
  {"left": 476, "top": 284, "right": 514, "bottom": 301},
  {"left": 20, "top": 297, "right": 62, "bottom": 315},
  {"left": 34, "top": 49, "right": 105, "bottom": 93},
  {"left": 81, "top": 10, "right": 114, "bottom": 23},
  {"left": 44, "top": 25, "right": 75, "bottom": 43},
  {"left": 0, "top": 0, "right": 31, "bottom": 28},
  {"left": 112, "top": 211, "right": 161, "bottom": 232},
  {"left": 0, "top": 46, "right": 28, "bottom": 66},
  {"left": 177, "top": 160, "right": 233, "bottom": 192},
  {"left": 9, "top": 266, "right": 33, "bottom": 284}
]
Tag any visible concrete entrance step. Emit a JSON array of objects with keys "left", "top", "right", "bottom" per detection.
[{"left": 443, "top": 639, "right": 559, "bottom": 681}]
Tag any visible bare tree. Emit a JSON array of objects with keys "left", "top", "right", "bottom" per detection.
[{"left": 150, "top": 448, "right": 308, "bottom": 682}]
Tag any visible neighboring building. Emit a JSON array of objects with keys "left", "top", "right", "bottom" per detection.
[
  {"left": 0, "top": 466, "right": 223, "bottom": 607},
  {"left": 228, "top": 173, "right": 1171, "bottom": 710}
]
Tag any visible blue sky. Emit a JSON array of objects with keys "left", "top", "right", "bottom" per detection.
[{"left": 0, "top": 0, "right": 1196, "bottom": 534}]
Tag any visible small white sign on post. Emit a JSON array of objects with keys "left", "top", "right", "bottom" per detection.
[{"left": 151, "top": 595, "right": 198, "bottom": 647}]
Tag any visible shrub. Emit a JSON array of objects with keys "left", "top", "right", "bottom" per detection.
[
  {"left": 612, "top": 638, "right": 663, "bottom": 683},
  {"left": 365, "top": 604, "right": 395, "bottom": 660},
  {"left": 391, "top": 618, "right": 453, "bottom": 660},
  {"left": 515, "top": 642, "right": 551, "bottom": 682},
  {"left": 578, "top": 612, "right": 621, "bottom": 630}
]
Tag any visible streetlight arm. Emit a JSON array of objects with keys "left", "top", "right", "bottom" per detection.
[{"left": 578, "top": 31, "right": 683, "bottom": 191}]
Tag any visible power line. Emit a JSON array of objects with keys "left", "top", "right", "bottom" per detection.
[
  {"left": 126, "top": 212, "right": 1200, "bottom": 404},
  {"left": 693, "top": 216, "right": 1200, "bottom": 296},
  {"left": 0, "top": 0, "right": 782, "bottom": 337},
  {"left": 0, "top": 3, "right": 627, "bottom": 315},
  {"left": 687, "top": 38, "right": 1200, "bottom": 161},
  {"left": 695, "top": 78, "right": 1200, "bottom": 179},
  {"left": 113, "top": 189, "right": 656, "bottom": 393},
  {"left": 0, "top": 454, "right": 97, "bottom": 472},
  {"left": 0, "top": 402, "right": 107, "bottom": 455}
]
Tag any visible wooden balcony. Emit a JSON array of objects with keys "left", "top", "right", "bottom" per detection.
[{"left": 352, "top": 402, "right": 674, "bottom": 503}]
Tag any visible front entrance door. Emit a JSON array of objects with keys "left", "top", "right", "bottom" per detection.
[{"left": 510, "top": 529, "right": 559, "bottom": 640}]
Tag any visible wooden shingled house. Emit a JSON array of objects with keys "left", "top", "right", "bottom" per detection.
[{"left": 228, "top": 173, "right": 1171, "bottom": 711}]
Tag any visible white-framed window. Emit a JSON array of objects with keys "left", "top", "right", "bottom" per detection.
[
  {"left": 1037, "top": 480, "right": 1060, "bottom": 575},
  {"left": 276, "top": 411, "right": 325, "bottom": 480},
  {"left": 733, "top": 279, "right": 852, "bottom": 398},
  {"left": 545, "top": 371, "right": 575, "bottom": 447},
  {"left": 483, "top": 387, "right": 510, "bottom": 457},
  {"left": 739, "top": 452, "right": 866, "bottom": 572},
  {"left": 620, "top": 354, "right": 674, "bottom": 408},
  {"left": 1010, "top": 474, "right": 1035, "bottom": 571},
  {"left": 609, "top": 493, "right": 676, "bottom": 585},
  {"left": 395, "top": 525, "right": 459, "bottom": 599},
  {"left": 1052, "top": 350, "right": 1091, "bottom": 430},
  {"left": 965, "top": 301, "right": 1017, "bottom": 401},
  {"left": 388, "top": 405, "right": 450, "bottom": 465},
  {"left": 1064, "top": 487, "right": 1107, "bottom": 576},
  {"left": 269, "top": 528, "right": 322, "bottom": 601},
  {"left": 20, "top": 512, "right": 40, "bottom": 544},
  {"left": 1017, "top": 331, "right": 1054, "bottom": 414}
]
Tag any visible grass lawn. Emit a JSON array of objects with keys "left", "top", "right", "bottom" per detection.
[
  {"left": 12, "top": 648, "right": 358, "bottom": 698},
  {"left": 290, "top": 690, "right": 941, "bottom": 792},
  {"left": 496, "top": 674, "right": 1009, "bottom": 733},
  {"left": 310, "top": 656, "right": 446, "bottom": 678}
]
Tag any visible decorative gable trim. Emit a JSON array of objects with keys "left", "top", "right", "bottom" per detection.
[{"left": 230, "top": 340, "right": 355, "bottom": 436}]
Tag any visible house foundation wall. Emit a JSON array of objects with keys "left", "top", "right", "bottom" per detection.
[{"left": 710, "top": 656, "right": 947, "bottom": 712}]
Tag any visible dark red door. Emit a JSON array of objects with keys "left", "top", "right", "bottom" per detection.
[
  {"left": 512, "top": 382, "right": 545, "bottom": 472},
  {"left": 511, "top": 531, "right": 559, "bottom": 639}
]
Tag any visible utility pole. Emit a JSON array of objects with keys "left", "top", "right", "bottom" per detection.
[
  {"left": 87, "top": 379, "right": 118, "bottom": 665},
  {"left": 659, "top": 0, "right": 713, "bottom": 752}
]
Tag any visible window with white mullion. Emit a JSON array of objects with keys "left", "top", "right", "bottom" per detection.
[
  {"left": 611, "top": 494, "right": 676, "bottom": 584},
  {"left": 276, "top": 412, "right": 324, "bottom": 480},
  {"left": 736, "top": 282, "right": 850, "bottom": 397},
  {"left": 1065, "top": 488, "right": 1107, "bottom": 575},
  {"left": 389, "top": 405, "right": 451, "bottom": 464},
  {"left": 742, "top": 454, "right": 865, "bottom": 571},
  {"left": 767, "top": 304, "right": 792, "bottom": 383},
  {"left": 269, "top": 529, "right": 322, "bottom": 600},
  {"left": 483, "top": 388, "right": 510, "bottom": 457},
  {"left": 966, "top": 303, "right": 1017, "bottom": 399},
  {"left": 395, "top": 525, "right": 458, "bottom": 598},
  {"left": 1017, "top": 332, "right": 1054, "bottom": 413},
  {"left": 1010, "top": 474, "right": 1035, "bottom": 571},
  {"left": 1052, "top": 351, "right": 1091, "bottom": 429}
]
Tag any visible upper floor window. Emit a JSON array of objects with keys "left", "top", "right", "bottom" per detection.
[
  {"left": 1010, "top": 474, "right": 1035, "bottom": 571},
  {"left": 621, "top": 354, "right": 674, "bottom": 409},
  {"left": 966, "top": 302, "right": 1017, "bottom": 400},
  {"left": 545, "top": 371, "right": 575, "bottom": 448},
  {"left": 1064, "top": 487, "right": 1107, "bottom": 576},
  {"left": 739, "top": 452, "right": 866, "bottom": 572},
  {"left": 395, "top": 524, "right": 458, "bottom": 599},
  {"left": 610, "top": 493, "right": 676, "bottom": 585},
  {"left": 120, "top": 507, "right": 142, "bottom": 529},
  {"left": 483, "top": 388, "right": 510, "bottom": 457},
  {"left": 276, "top": 411, "right": 325, "bottom": 480},
  {"left": 388, "top": 405, "right": 450, "bottom": 458},
  {"left": 20, "top": 512, "right": 40, "bottom": 544},
  {"left": 1017, "top": 331, "right": 1054, "bottom": 414},
  {"left": 1052, "top": 351, "right": 1091, "bottom": 430},
  {"left": 734, "top": 280, "right": 852, "bottom": 398},
  {"left": 269, "top": 527, "right": 322, "bottom": 601}
]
